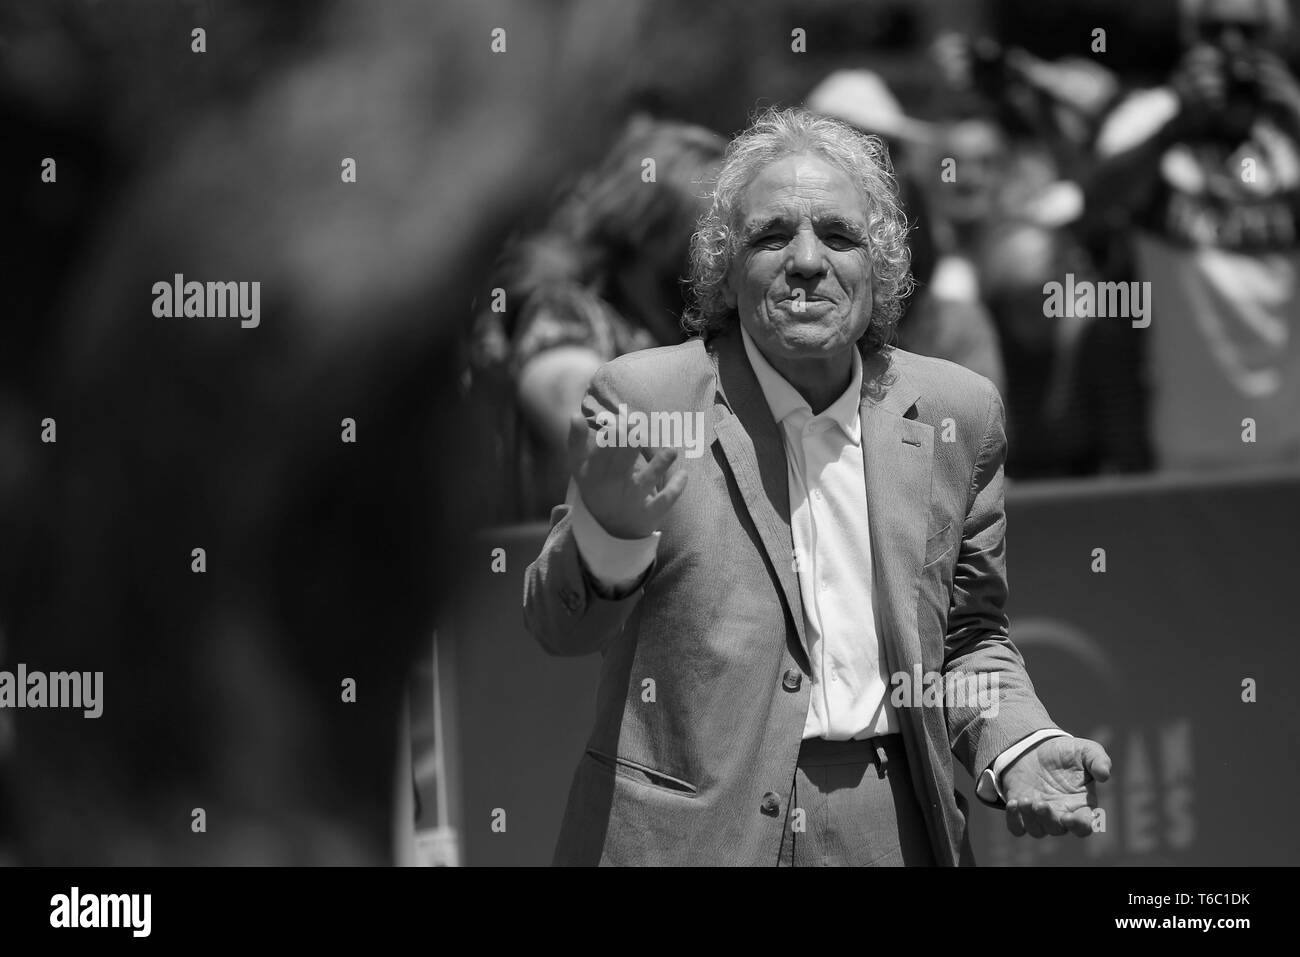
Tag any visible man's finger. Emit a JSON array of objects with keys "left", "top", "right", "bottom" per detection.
[
  {"left": 1005, "top": 800, "right": 1027, "bottom": 838},
  {"left": 645, "top": 469, "right": 689, "bottom": 520},
  {"left": 1060, "top": 805, "right": 1097, "bottom": 838},
  {"left": 1031, "top": 797, "right": 1067, "bottom": 836},
  {"left": 1007, "top": 798, "right": 1045, "bottom": 838},
  {"left": 634, "top": 447, "right": 680, "bottom": 493},
  {"left": 1078, "top": 739, "right": 1112, "bottom": 783},
  {"left": 1018, "top": 797, "right": 1046, "bottom": 838}
]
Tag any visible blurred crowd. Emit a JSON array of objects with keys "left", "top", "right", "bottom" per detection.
[{"left": 471, "top": 0, "right": 1300, "bottom": 520}]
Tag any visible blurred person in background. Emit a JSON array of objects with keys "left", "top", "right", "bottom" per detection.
[
  {"left": 930, "top": 29, "right": 1122, "bottom": 187},
  {"left": 907, "top": 108, "right": 1010, "bottom": 395},
  {"left": 1091, "top": 0, "right": 1300, "bottom": 469},
  {"left": 471, "top": 117, "right": 726, "bottom": 518},
  {"left": 927, "top": 29, "right": 1124, "bottom": 280},
  {"left": 979, "top": 221, "right": 1152, "bottom": 477},
  {"left": 921, "top": 31, "right": 1155, "bottom": 478}
]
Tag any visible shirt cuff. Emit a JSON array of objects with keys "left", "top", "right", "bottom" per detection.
[
  {"left": 975, "top": 729, "right": 1072, "bottom": 804},
  {"left": 566, "top": 479, "right": 660, "bottom": 593}
]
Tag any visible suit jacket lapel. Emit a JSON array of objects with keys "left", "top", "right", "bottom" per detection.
[
  {"left": 709, "top": 328, "right": 809, "bottom": 666},
  {"left": 860, "top": 356, "right": 950, "bottom": 857},
  {"left": 859, "top": 360, "right": 928, "bottom": 683}
]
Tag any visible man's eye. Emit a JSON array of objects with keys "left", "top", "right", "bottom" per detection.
[
  {"left": 825, "top": 234, "right": 858, "bottom": 249},
  {"left": 752, "top": 234, "right": 788, "bottom": 249}
]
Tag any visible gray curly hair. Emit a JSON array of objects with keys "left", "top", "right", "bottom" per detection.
[{"left": 683, "top": 106, "right": 913, "bottom": 356}]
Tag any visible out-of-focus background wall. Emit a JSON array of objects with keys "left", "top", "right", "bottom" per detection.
[{"left": 2, "top": 0, "right": 1298, "bottom": 864}]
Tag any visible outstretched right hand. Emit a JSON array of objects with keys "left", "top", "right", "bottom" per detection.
[{"left": 566, "top": 411, "right": 689, "bottom": 540}]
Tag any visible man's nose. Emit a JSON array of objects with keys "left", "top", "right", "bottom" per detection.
[{"left": 785, "top": 232, "right": 826, "bottom": 277}]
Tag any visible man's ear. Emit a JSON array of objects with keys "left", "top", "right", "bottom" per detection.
[{"left": 722, "top": 270, "right": 738, "bottom": 309}]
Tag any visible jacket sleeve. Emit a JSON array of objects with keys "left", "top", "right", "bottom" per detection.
[
  {"left": 943, "top": 381, "right": 1058, "bottom": 799},
  {"left": 521, "top": 364, "right": 649, "bottom": 656}
]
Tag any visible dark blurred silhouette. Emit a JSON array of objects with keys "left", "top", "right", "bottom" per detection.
[{"left": 0, "top": 0, "right": 650, "bottom": 864}]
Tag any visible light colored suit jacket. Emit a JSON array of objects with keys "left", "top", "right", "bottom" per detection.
[{"left": 523, "top": 323, "right": 1057, "bottom": 865}]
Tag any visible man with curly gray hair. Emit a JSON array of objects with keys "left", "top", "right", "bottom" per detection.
[
  {"left": 683, "top": 106, "right": 913, "bottom": 361},
  {"left": 525, "top": 106, "right": 1110, "bottom": 866}
]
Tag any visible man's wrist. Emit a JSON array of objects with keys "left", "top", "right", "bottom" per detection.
[
  {"left": 976, "top": 729, "right": 1071, "bottom": 805},
  {"left": 567, "top": 480, "right": 659, "bottom": 595}
]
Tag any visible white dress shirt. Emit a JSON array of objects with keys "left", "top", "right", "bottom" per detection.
[
  {"left": 739, "top": 326, "right": 897, "bottom": 740},
  {"left": 566, "top": 328, "right": 1067, "bottom": 801}
]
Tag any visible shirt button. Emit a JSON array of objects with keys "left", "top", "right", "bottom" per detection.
[
  {"left": 782, "top": 669, "right": 802, "bottom": 692},
  {"left": 830, "top": 671, "right": 839, "bottom": 682},
  {"left": 812, "top": 489, "right": 822, "bottom": 501},
  {"left": 760, "top": 792, "right": 781, "bottom": 816}
]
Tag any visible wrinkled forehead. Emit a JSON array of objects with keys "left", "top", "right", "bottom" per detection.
[{"left": 733, "top": 151, "right": 871, "bottom": 228}]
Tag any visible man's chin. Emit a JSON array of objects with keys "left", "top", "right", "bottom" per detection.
[{"left": 768, "top": 335, "right": 855, "bottom": 361}]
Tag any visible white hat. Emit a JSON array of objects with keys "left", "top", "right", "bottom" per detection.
[{"left": 806, "top": 70, "right": 937, "bottom": 146}]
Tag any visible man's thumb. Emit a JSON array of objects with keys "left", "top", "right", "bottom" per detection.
[{"left": 1079, "top": 739, "right": 1112, "bottom": 783}]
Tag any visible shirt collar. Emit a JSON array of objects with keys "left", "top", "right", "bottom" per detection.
[{"left": 739, "top": 324, "right": 863, "bottom": 444}]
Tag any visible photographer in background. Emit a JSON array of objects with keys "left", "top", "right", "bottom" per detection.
[
  {"left": 930, "top": 29, "right": 1121, "bottom": 187},
  {"left": 924, "top": 31, "right": 1151, "bottom": 478},
  {"left": 1090, "top": 0, "right": 1300, "bottom": 470}
]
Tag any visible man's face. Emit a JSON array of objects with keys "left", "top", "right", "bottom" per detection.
[{"left": 725, "top": 153, "right": 875, "bottom": 365}]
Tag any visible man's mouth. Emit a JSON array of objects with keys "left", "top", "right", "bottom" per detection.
[{"left": 781, "top": 296, "right": 833, "bottom": 310}]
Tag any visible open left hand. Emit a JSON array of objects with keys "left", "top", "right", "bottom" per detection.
[{"left": 1002, "top": 736, "right": 1111, "bottom": 838}]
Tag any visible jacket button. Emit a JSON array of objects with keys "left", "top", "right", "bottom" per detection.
[
  {"left": 561, "top": 589, "right": 581, "bottom": 613},
  {"left": 760, "top": 792, "right": 781, "bottom": 816},
  {"left": 782, "top": 669, "right": 802, "bottom": 692}
]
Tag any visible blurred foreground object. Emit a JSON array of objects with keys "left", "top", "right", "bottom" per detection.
[{"left": 0, "top": 0, "right": 644, "bottom": 864}]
